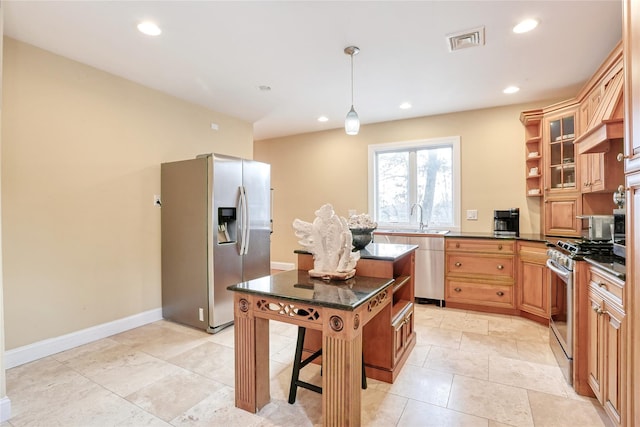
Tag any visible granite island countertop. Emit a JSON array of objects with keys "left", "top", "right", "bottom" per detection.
[
  {"left": 227, "top": 269, "right": 394, "bottom": 311},
  {"left": 295, "top": 242, "right": 418, "bottom": 262}
]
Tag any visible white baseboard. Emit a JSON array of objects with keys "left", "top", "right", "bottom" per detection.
[
  {"left": 0, "top": 396, "right": 11, "bottom": 423},
  {"left": 271, "top": 261, "right": 295, "bottom": 271},
  {"left": 4, "top": 308, "right": 163, "bottom": 369}
]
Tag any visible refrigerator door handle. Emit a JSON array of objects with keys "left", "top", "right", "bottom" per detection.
[
  {"left": 239, "top": 186, "right": 250, "bottom": 255},
  {"left": 242, "top": 187, "right": 251, "bottom": 255},
  {"left": 238, "top": 186, "right": 246, "bottom": 255}
]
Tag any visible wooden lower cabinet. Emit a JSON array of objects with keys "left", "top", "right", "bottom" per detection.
[
  {"left": 587, "top": 266, "right": 626, "bottom": 427},
  {"left": 587, "top": 289, "right": 604, "bottom": 402},
  {"left": 392, "top": 302, "right": 414, "bottom": 364},
  {"left": 446, "top": 279, "right": 514, "bottom": 308},
  {"left": 296, "top": 248, "right": 416, "bottom": 383},
  {"left": 517, "top": 241, "right": 550, "bottom": 321},
  {"left": 445, "top": 238, "right": 517, "bottom": 314}
]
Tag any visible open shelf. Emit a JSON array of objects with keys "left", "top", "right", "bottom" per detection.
[
  {"left": 521, "top": 111, "right": 543, "bottom": 198},
  {"left": 392, "top": 275, "right": 411, "bottom": 294}
]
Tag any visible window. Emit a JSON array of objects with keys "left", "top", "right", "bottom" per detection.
[{"left": 368, "top": 137, "right": 460, "bottom": 230}]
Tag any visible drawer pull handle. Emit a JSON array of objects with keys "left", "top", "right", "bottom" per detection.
[
  {"left": 454, "top": 287, "right": 462, "bottom": 292},
  {"left": 455, "top": 262, "right": 462, "bottom": 267},
  {"left": 593, "top": 306, "right": 605, "bottom": 315},
  {"left": 496, "top": 291, "right": 505, "bottom": 297},
  {"left": 455, "top": 243, "right": 460, "bottom": 248},
  {"left": 497, "top": 264, "right": 504, "bottom": 270},
  {"left": 498, "top": 244, "right": 503, "bottom": 250},
  {"left": 598, "top": 282, "right": 608, "bottom": 290}
]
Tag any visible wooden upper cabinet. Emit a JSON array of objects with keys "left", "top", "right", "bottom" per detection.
[
  {"left": 575, "top": 43, "right": 624, "bottom": 155},
  {"left": 580, "top": 139, "right": 625, "bottom": 193},
  {"left": 544, "top": 109, "right": 579, "bottom": 194},
  {"left": 521, "top": 41, "right": 626, "bottom": 236},
  {"left": 624, "top": 0, "right": 640, "bottom": 173},
  {"left": 521, "top": 110, "right": 544, "bottom": 197},
  {"left": 579, "top": 85, "right": 605, "bottom": 137}
]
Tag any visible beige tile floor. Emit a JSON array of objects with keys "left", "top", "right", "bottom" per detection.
[{"left": 3, "top": 304, "right": 611, "bottom": 427}]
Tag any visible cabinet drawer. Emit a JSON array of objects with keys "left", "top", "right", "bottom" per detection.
[
  {"left": 518, "top": 241, "right": 548, "bottom": 263},
  {"left": 446, "top": 280, "right": 515, "bottom": 308},
  {"left": 589, "top": 267, "right": 624, "bottom": 305},
  {"left": 446, "top": 254, "right": 514, "bottom": 279},
  {"left": 446, "top": 238, "right": 514, "bottom": 254}
]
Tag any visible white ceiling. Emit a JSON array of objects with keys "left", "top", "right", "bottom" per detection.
[{"left": 3, "top": 1, "right": 623, "bottom": 140}]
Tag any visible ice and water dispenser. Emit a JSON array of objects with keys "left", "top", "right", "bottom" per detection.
[{"left": 217, "top": 207, "right": 236, "bottom": 244}]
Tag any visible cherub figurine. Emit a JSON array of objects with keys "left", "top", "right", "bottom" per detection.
[{"left": 292, "top": 203, "right": 359, "bottom": 280}]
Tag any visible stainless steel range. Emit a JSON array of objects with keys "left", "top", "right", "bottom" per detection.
[{"left": 546, "top": 239, "right": 614, "bottom": 384}]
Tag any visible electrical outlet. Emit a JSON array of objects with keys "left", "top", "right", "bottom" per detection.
[
  {"left": 153, "top": 195, "right": 162, "bottom": 207},
  {"left": 466, "top": 209, "right": 478, "bottom": 220},
  {"left": 199, "top": 308, "right": 204, "bottom": 322}
]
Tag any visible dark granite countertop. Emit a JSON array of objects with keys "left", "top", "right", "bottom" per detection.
[
  {"left": 227, "top": 269, "right": 394, "bottom": 311},
  {"left": 444, "top": 231, "right": 549, "bottom": 243},
  {"left": 584, "top": 255, "right": 626, "bottom": 281},
  {"left": 295, "top": 242, "right": 418, "bottom": 261}
]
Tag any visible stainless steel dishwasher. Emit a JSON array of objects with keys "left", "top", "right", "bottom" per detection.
[{"left": 374, "top": 233, "right": 445, "bottom": 305}]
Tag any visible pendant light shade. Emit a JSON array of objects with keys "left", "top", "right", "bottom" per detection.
[
  {"left": 345, "top": 106, "right": 360, "bottom": 135},
  {"left": 344, "top": 46, "right": 360, "bottom": 135}
]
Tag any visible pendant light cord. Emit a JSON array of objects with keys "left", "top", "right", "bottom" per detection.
[{"left": 350, "top": 52, "right": 354, "bottom": 107}]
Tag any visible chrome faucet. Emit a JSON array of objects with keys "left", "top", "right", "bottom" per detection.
[{"left": 410, "top": 203, "right": 425, "bottom": 230}]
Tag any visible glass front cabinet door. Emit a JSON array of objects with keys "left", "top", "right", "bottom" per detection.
[{"left": 547, "top": 113, "right": 577, "bottom": 191}]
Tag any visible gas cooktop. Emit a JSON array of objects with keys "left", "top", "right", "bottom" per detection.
[{"left": 554, "top": 239, "right": 614, "bottom": 258}]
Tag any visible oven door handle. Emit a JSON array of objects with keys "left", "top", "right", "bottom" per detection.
[{"left": 546, "top": 259, "right": 572, "bottom": 281}]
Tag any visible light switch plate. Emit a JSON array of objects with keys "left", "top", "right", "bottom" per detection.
[{"left": 466, "top": 209, "right": 478, "bottom": 220}]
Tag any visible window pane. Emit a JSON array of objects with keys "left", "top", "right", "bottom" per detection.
[
  {"left": 370, "top": 137, "right": 459, "bottom": 229},
  {"left": 416, "top": 146, "right": 453, "bottom": 226},
  {"left": 376, "top": 151, "right": 409, "bottom": 223}
]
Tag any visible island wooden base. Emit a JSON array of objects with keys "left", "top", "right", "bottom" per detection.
[
  {"left": 232, "top": 275, "right": 393, "bottom": 427},
  {"left": 297, "top": 246, "right": 418, "bottom": 385},
  {"left": 365, "top": 332, "right": 416, "bottom": 383},
  {"left": 301, "top": 326, "right": 417, "bottom": 384}
]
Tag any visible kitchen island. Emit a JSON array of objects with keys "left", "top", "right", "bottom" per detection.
[
  {"left": 296, "top": 242, "right": 418, "bottom": 383},
  {"left": 227, "top": 270, "right": 394, "bottom": 426}
]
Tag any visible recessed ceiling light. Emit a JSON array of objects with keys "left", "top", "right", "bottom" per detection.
[
  {"left": 258, "top": 85, "right": 271, "bottom": 92},
  {"left": 137, "top": 21, "right": 162, "bottom": 36},
  {"left": 513, "top": 19, "right": 539, "bottom": 34},
  {"left": 503, "top": 86, "right": 520, "bottom": 94},
  {"left": 317, "top": 116, "right": 329, "bottom": 122},
  {"left": 399, "top": 102, "right": 412, "bottom": 110}
]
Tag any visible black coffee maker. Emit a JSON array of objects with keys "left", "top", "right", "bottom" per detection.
[{"left": 494, "top": 208, "right": 520, "bottom": 236}]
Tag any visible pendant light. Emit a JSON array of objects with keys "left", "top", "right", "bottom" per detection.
[{"left": 344, "top": 46, "right": 360, "bottom": 135}]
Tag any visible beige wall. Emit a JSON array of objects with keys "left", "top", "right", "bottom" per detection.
[
  {"left": 0, "top": 1, "right": 6, "bottom": 408},
  {"left": 255, "top": 102, "right": 555, "bottom": 265},
  {"left": 1, "top": 38, "right": 253, "bottom": 349}
]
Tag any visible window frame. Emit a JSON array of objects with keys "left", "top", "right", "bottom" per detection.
[{"left": 367, "top": 136, "right": 461, "bottom": 231}]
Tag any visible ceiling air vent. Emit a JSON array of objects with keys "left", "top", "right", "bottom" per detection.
[{"left": 446, "top": 26, "right": 485, "bottom": 52}]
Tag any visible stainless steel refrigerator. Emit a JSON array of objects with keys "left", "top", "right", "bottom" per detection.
[{"left": 161, "top": 153, "right": 271, "bottom": 333}]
